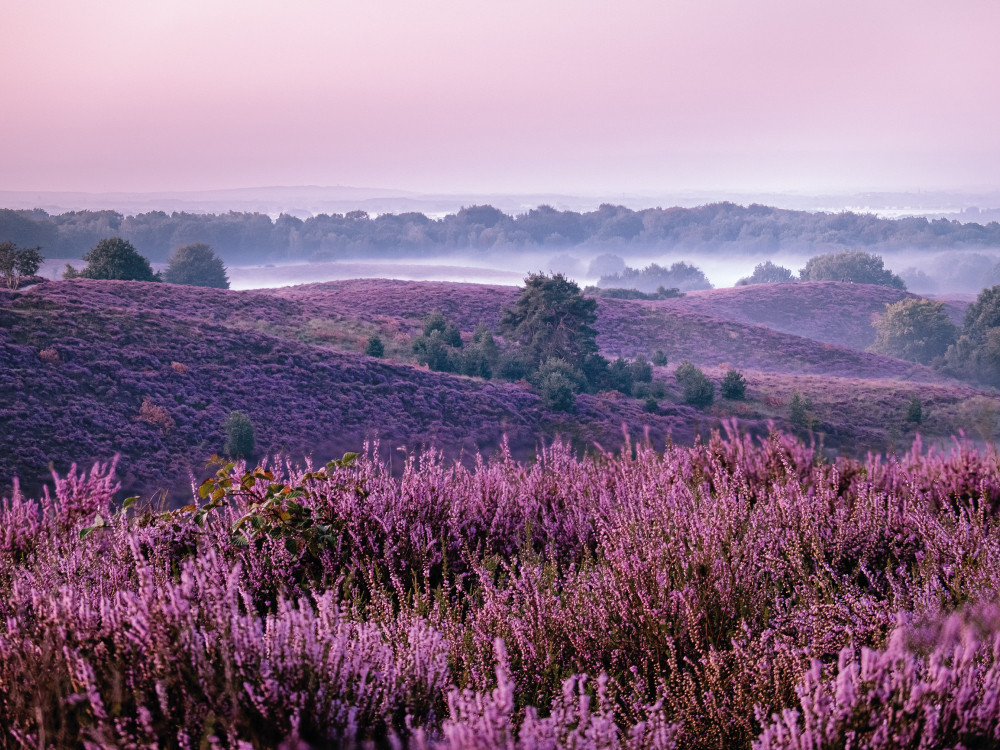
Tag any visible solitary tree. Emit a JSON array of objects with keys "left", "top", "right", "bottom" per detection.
[
  {"left": 223, "top": 410, "right": 255, "bottom": 459},
  {"left": 66, "top": 238, "right": 159, "bottom": 281},
  {"left": 720, "top": 369, "right": 748, "bottom": 399},
  {"left": 944, "top": 285, "right": 1000, "bottom": 385},
  {"left": 870, "top": 298, "right": 957, "bottom": 364},
  {"left": 365, "top": 335, "right": 385, "bottom": 358},
  {"left": 500, "top": 273, "right": 601, "bottom": 381},
  {"left": 799, "top": 250, "right": 906, "bottom": 289},
  {"left": 675, "top": 361, "right": 715, "bottom": 407},
  {"left": 736, "top": 261, "right": 795, "bottom": 285},
  {"left": 0, "top": 241, "right": 43, "bottom": 289},
  {"left": 163, "top": 243, "right": 229, "bottom": 288}
]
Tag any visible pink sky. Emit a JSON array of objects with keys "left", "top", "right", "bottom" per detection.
[{"left": 2, "top": 0, "right": 998, "bottom": 195}]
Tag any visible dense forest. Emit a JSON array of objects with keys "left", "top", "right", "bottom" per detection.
[{"left": 3, "top": 202, "right": 1000, "bottom": 264}]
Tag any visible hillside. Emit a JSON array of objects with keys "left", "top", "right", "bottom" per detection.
[
  {"left": 641, "top": 281, "right": 966, "bottom": 351},
  {"left": 2, "top": 277, "right": 994, "bottom": 498},
  {"left": 0, "top": 281, "right": 709, "bottom": 497}
]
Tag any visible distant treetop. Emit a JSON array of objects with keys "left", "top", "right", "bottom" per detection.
[
  {"left": 163, "top": 243, "right": 230, "bottom": 289},
  {"left": 799, "top": 250, "right": 906, "bottom": 289},
  {"left": 736, "top": 260, "right": 796, "bottom": 285},
  {"left": 65, "top": 237, "right": 159, "bottom": 282},
  {"left": 5, "top": 203, "right": 1000, "bottom": 266}
]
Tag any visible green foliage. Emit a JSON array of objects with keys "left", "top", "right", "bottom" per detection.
[
  {"left": 496, "top": 349, "right": 533, "bottom": 381},
  {"left": 944, "top": 286, "right": 1000, "bottom": 385},
  {"left": 534, "top": 364, "right": 578, "bottom": 412},
  {"left": 223, "top": 410, "right": 256, "bottom": 459},
  {"left": 68, "top": 237, "right": 159, "bottom": 282},
  {"left": 720, "top": 369, "right": 747, "bottom": 400},
  {"left": 499, "top": 273, "right": 600, "bottom": 383},
  {"left": 599, "top": 262, "right": 712, "bottom": 293},
  {"left": 675, "top": 361, "right": 714, "bottom": 407},
  {"left": 789, "top": 392, "right": 814, "bottom": 429},
  {"left": 905, "top": 396, "right": 923, "bottom": 425},
  {"left": 412, "top": 330, "right": 459, "bottom": 372},
  {"left": 365, "top": 335, "right": 385, "bottom": 358},
  {"left": 629, "top": 355, "right": 653, "bottom": 384},
  {"left": 633, "top": 379, "right": 668, "bottom": 400},
  {"left": 412, "top": 311, "right": 466, "bottom": 372},
  {"left": 799, "top": 249, "right": 906, "bottom": 289},
  {"left": 870, "top": 298, "right": 957, "bottom": 364},
  {"left": 651, "top": 349, "right": 668, "bottom": 367},
  {"left": 604, "top": 357, "right": 634, "bottom": 395},
  {"left": 588, "top": 285, "right": 684, "bottom": 300},
  {"left": 422, "top": 310, "right": 462, "bottom": 347},
  {"left": 163, "top": 242, "right": 230, "bottom": 288},
  {"left": 736, "top": 260, "right": 796, "bottom": 285},
  {"left": 0, "top": 241, "right": 43, "bottom": 289},
  {"left": 643, "top": 396, "right": 659, "bottom": 413},
  {"left": 194, "top": 452, "right": 363, "bottom": 564}
]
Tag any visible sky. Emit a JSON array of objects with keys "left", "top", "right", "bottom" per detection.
[{"left": 2, "top": 0, "right": 998, "bottom": 196}]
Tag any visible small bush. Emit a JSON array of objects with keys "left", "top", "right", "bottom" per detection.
[
  {"left": 38, "top": 347, "right": 60, "bottom": 365},
  {"left": 139, "top": 398, "right": 175, "bottom": 432},
  {"left": 223, "top": 410, "right": 255, "bottom": 458},
  {"left": 789, "top": 392, "right": 814, "bottom": 429},
  {"left": 422, "top": 310, "right": 462, "bottom": 348},
  {"left": 537, "top": 372, "right": 576, "bottom": 412},
  {"left": 365, "top": 335, "right": 385, "bottom": 358},
  {"left": 412, "top": 331, "right": 459, "bottom": 372},
  {"left": 630, "top": 355, "right": 653, "bottom": 384},
  {"left": 644, "top": 396, "right": 659, "bottom": 413},
  {"left": 604, "top": 357, "right": 634, "bottom": 395},
  {"left": 720, "top": 369, "right": 747, "bottom": 400},
  {"left": 905, "top": 396, "right": 923, "bottom": 424},
  {"left": 651, "top": 350, "right": 668, "bottom": 367},
  {"left": 675, "top": 361, "right": 715, "bottom": 407}
]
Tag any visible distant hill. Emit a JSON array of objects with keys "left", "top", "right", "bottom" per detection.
[{"left": 633, "top": 281, "right": 967, "bottom": 351}]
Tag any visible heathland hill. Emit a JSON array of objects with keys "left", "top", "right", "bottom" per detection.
[{"left": 0, "top": 276, "right": 992, "bottom": 498}]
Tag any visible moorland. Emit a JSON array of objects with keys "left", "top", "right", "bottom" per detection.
[
  {"left": 6, "top": 208, "right": 1000, "bottom": 748},
  {"left": 1, "top": 271, "right": 996, "bottom": 499}
]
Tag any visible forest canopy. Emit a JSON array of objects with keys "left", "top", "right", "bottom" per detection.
[{"left": 2, "top": 202, "right": 999, "bottom": 264}]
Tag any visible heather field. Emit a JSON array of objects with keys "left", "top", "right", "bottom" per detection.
[
  {"left": 0, "top": 280, "right": 709, "bottom": 498},
  {"left": 4, "top": 430, "right": 1000, "bottom": 747},
  {"left": 3, "top": 277, "right": 999, "bottom": 498}
]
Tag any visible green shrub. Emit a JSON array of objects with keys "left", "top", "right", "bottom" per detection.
[
  {"left": 163, "top": 243, "right": 229, "bottom": 288},
  {"left": 720, "top": 369, "right": 747, "bottom": 400},
  {"left": 0, "top": 241, "right": 43, "bottom": 289},
  {"left": 905, "top": 396, "right": 923, "bottom": 424},
  {"left": 651, "top": 350, "right": 668, "bottom": 367},
  {"left": 789, "top": 392, "right": 814, "bottom": 429},
  {"left": 604, "top": 357, "right": 634, "bottom": 395},
  {"left": 630, "top": 355, "right": 653, "bottom": 384},
  {"left": 223, "top": 410, "right": 255, "bottom": 459},
  {"left": 870, "top": 298, "right": 957, "bottom": 363},
  {"left": 68, "top": 238, "right": 159, "bottom": 282},
  {"left": 675, "top": 361, "right": 714, "bottom": 407},
  {"left": 799, "top": 249, "right": 905, "bottom": 289},
  {"left": 422, "top": 310, "right": 462, "bottom": 347},
  {"left": 365, "top": 335, "right": 385, "bottom": 358},
  {"left": 412, "top": 331, "right": 459, "bottom": 372}
]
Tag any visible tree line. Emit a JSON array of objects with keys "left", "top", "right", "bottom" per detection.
[{"left": 3, "top": 202, "right": 999, "bottom": 264}]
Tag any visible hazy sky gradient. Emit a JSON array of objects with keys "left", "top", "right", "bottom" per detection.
[{"left": 2, "top": 0, "right": 998, "bottom": 194}]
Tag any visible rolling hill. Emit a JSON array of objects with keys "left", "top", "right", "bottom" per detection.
[{"left": 1, "top": 276, "right": 993, "bottom": 498}]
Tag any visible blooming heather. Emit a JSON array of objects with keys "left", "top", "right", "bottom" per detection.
[{"left": 2, "top": 427, "right": 1000, "bottom": 747}]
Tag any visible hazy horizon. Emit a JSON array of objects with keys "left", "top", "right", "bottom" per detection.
[{"left": 3, "top": 0, "right": 999, "bottom": 197}]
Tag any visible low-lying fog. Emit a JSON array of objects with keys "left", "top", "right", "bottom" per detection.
[{"left": 36, "top": 248, "right": 1000, "bottom": 297}]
